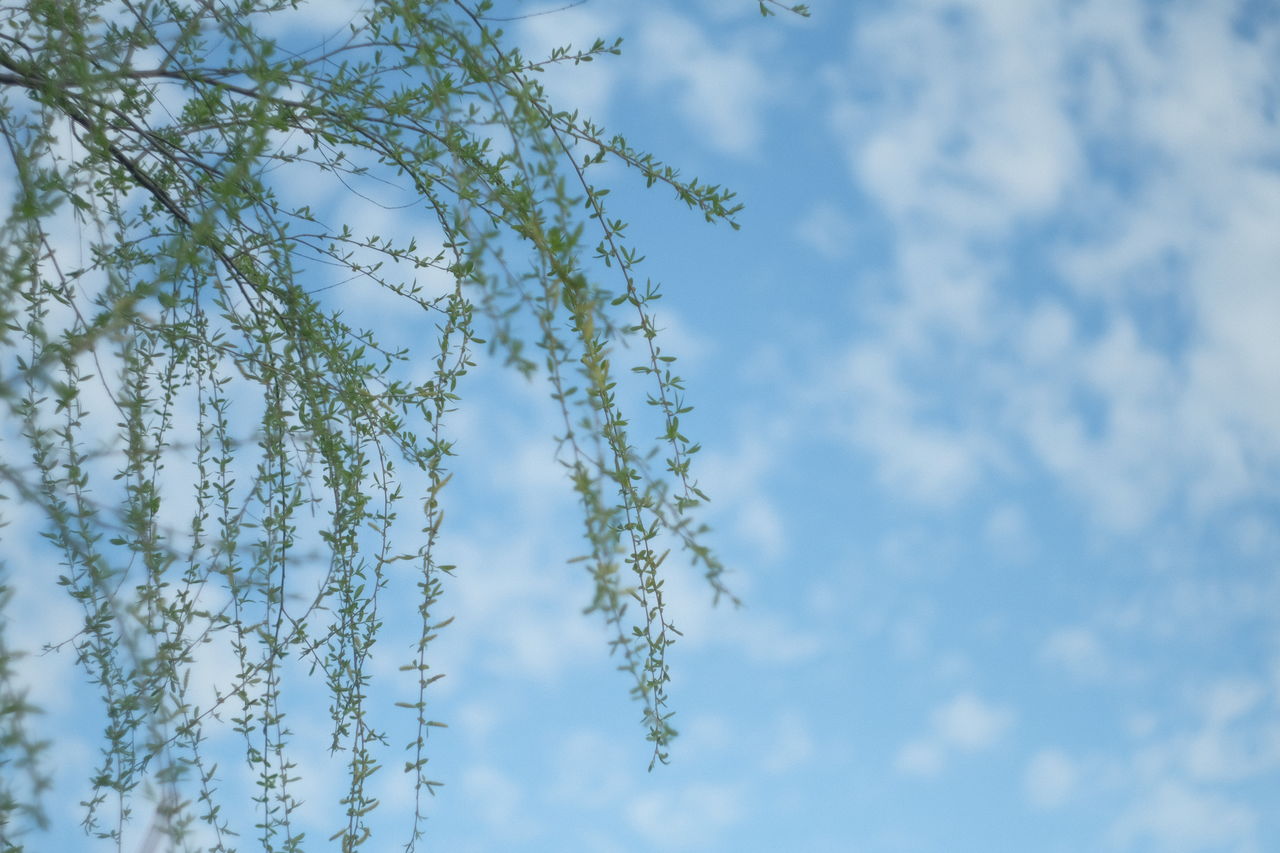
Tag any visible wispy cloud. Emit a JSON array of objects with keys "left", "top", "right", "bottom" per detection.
[
  {"left": 820, "top": 0, "right": 1280, "bottom": 531},
  {"left": 1040, "top": 626, "right": 1110, "bottom": 682},
  {"left": 518, "top": 2, "right": 625, "bottom": 122},
  {"left": 1109, "top": 781, "right": 1258, "bottom": 853},
  {"left": 895, "top": 691, "right": 1014, "bottom": 778},
  {"left": 634, "top": 9, "right": 777, "bottom": 157},
  {"left": 625, "top": 782, "right": 745, "bottom": 849},
  {"left": 1024, "top": 748, "right": 1078, "bottom": 810}
]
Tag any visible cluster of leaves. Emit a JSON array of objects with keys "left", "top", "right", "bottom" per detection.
[{"left": 0, "top": 0, "right": 801, "bottom": 849}]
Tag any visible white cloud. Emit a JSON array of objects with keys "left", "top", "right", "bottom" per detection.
[
  {"left": 1025, "top": 748, "right": 1078, "bottom": 810},
  {"left": 439, "top": 533, "right": 606, "bottom": 682},
  {"left": 1178, "top": 678, "right": 1280, "bottom": 784},
  {"left": 549, "top": 729, "right": 631, "bottom": 809},
  {"left": 626, "top": 782, "right": 744, "bottom": 850},
  {"left": 259, "top": 0, "right": 370, "bottom": 37},
  {"left": 820, "top": 0, "right": 1280, "bottom": 534},
  {"left": 1096, "top": 673, "right": 1280, "bottom": 851},
  {"left": 1109, "top": 781, "right": 1258, "bottom": 853},
  {"left": 983, "top": 503, "right": 1034, "bottom": 563},
  {"left": 760, "top": 710, "right": 816, "bottom": 774},
  {"left": 1201, "top": 679, "right": 1265, "bottom": 726},
  {"left": 729, "top": 609, "right": 823, "bottom": 664},
  {"left": 1126, "top": 711, "right": 1159, "bottom": 740},
  {"left": 834, "top": 344, "right": 988, "bottom": 505},
  {"left": 635, "top": 10, "right": 775, "bottom": 156},
  {"left": 894, "top": 738, "right": 944, "bottom": 778},
  {"left": 933, "top": 691, "right": 1014, "bottom": 750},
  {"left": 518, "top": 2, "right": 624, "bottom": 121},
  {"left": 697, "top": 419, "right": 788, "bottom": 563},
  {"left": 6, "top": 572, "right": 85, "bottom": 716},
  {"left": 795, "top": 202, "right": 859, "bottom": 260},
  {"left": 845, "top": 0, "right": 1081, "bottom": 236},
  {"left": 461, "top": 765, "right": 537, "bottom": 839},
  {"left": 653, "top": 553, "right": 822, "bottom": 666},
  {"left": 443, "top": 699, "right": 500, "bottom": 752},
  {"left": 895, "top": 691, "right": 1014, "bottom": 778},
  {"left": 1041, "top": 626, "right": 1108, "bottom": 681}
]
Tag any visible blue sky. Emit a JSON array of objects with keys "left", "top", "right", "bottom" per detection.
[{"left": 7, "top": 0, "right": 1280, "bottom": 850}]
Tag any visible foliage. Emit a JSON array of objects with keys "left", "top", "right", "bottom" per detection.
[{"left": 0, "top": 0, "right": 801, "bottom": 848}]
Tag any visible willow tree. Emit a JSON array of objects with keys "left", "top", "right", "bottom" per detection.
[{"left": 0, "top": 0, "right": 807, "bottom": 849}]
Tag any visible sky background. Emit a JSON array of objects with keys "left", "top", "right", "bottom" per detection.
[{"left": 8, "top": 0, "right": 1280, "bottom": 850}]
